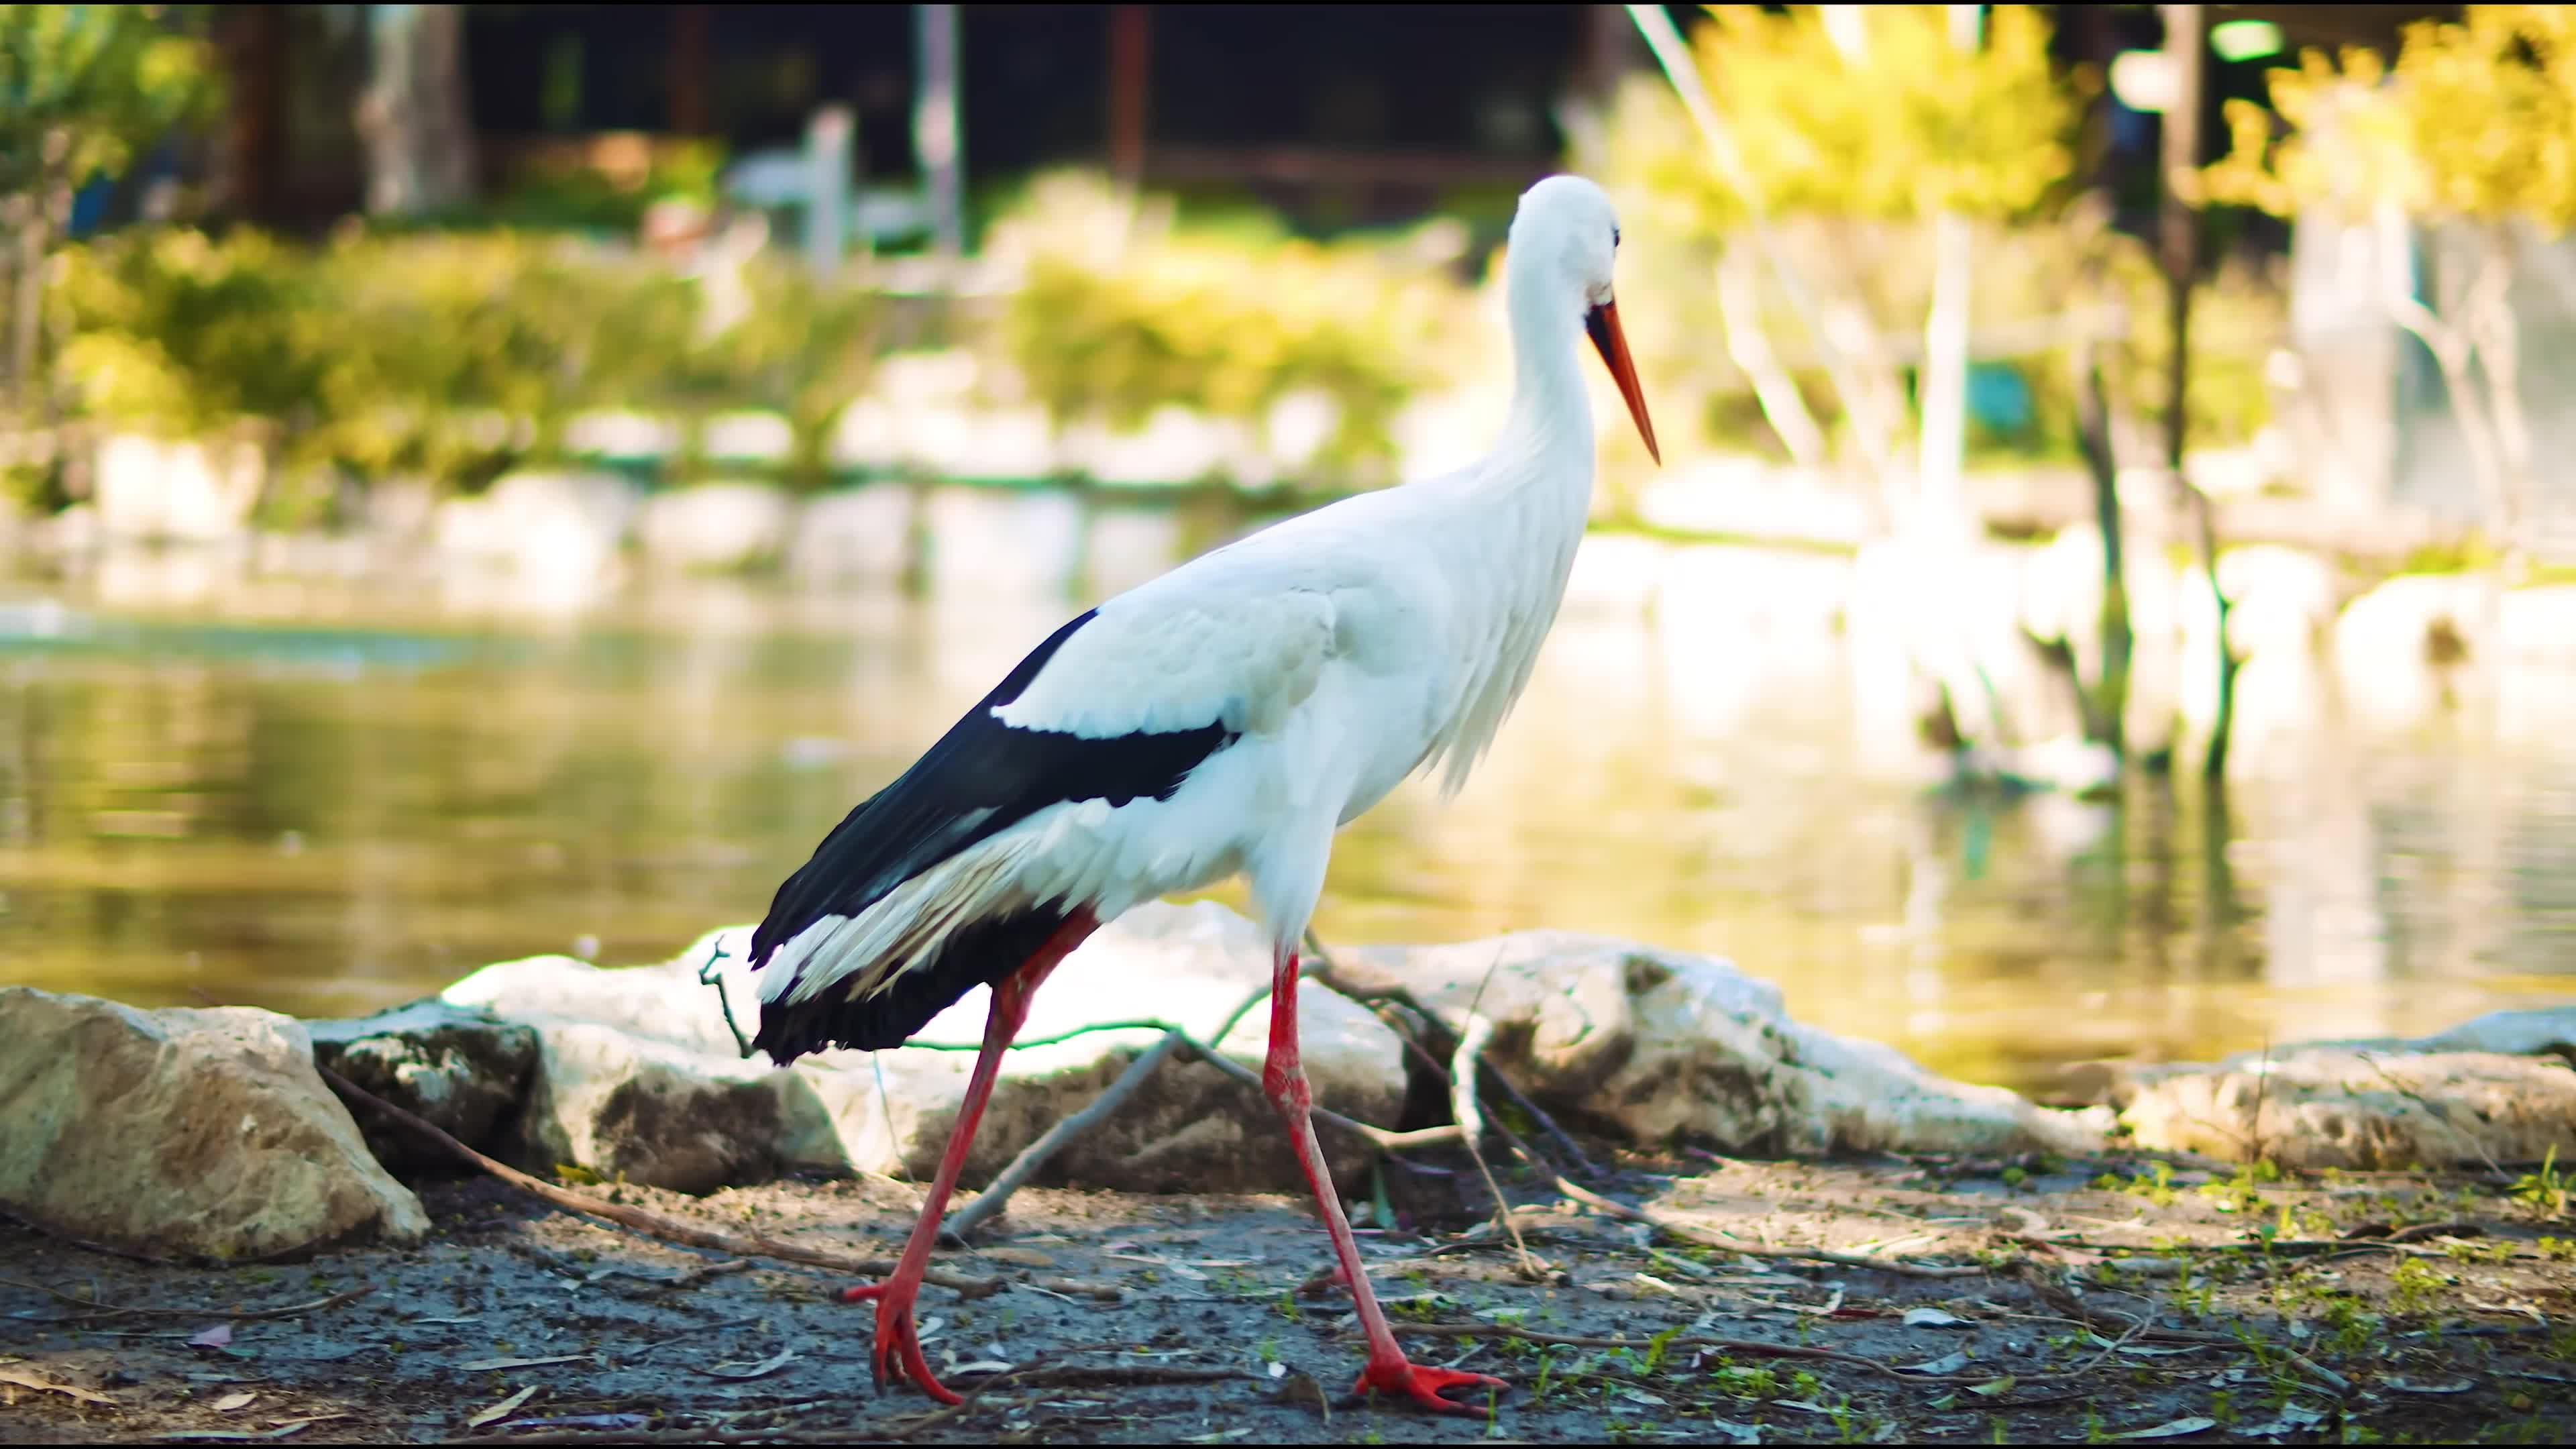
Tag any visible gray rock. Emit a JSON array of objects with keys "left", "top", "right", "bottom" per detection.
[
  {"left": 2121, "top": 1051, "right": 2576, "bottom": 1169},
  {"left": 438, "top": 902, "right": 1407, "bottom": 1195},
  {"left": 306, "top": 1001, "right": 538, "bottom": 1173},
  {"left": 2094, "top": 1006, "right": 2576, "bottom": 1168},
  {"left": 0, "top": 987, "right": 429, "bottom": 1259},
  {"left": 1348, "top": 932, "right": 2114, "bottom": 1159}
]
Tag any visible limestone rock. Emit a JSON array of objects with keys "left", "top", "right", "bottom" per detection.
[
  {"left": 0, "top": 987, "right": 429, "bottom": 1258},
  {"left": 636, "top": 481, "right": 793, "bottom": 574},
  {"left": 786, "top": 485, "right": 914, "bottom": 587},
  {"left": 92, "top": 433, "right": 264, "bottom": 543},
  {"left": 439, "top": 902, "right": 1406, "bottom": 1195},
  {"left": 2121, "top": 1051, "right": 2576, "bottom": 1169},
  {"left": 433, "top": 469, "right": 637, "bottom": 596},
  {"left": 306, "top": 1001, "right": 538, "bottom": 1173},
  {"left": 2096, "top": 1006, "right": 2576, "bottom": 1168},
  {"left": 2331, "top": 572, "right": 2499, "bottom": 728},
  {"left": 1347, "top": 933, "right": 2112, "bottom": 1159}
]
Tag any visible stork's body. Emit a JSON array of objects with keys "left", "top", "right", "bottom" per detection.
[{"left": 747, "top": 174, "right": 1655, "bottom": 1413}]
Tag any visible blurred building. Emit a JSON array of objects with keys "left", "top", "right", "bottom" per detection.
[{"left": 197, "top": 3, "right": 1650, "bottom": 240}]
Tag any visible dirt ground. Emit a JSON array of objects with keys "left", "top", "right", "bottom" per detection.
[{"left": 4, "top": 1148, "right": 2572, "bottom": 1444}]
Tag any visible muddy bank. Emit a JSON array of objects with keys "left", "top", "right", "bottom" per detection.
[{"left": 5, "top": 1148, "right": 2569, "bottom": 1444}]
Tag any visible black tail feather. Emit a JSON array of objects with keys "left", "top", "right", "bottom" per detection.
[{"left": 749, "top": 907, "right": 1077, "bottom": 1063}]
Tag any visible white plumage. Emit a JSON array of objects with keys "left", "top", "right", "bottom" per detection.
[{"left": 745, "top": 173, "right": 1657, "bottom": 1414}]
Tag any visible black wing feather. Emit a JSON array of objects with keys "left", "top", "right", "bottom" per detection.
[{"left": 746, "top": 608, "right": 1236, "bottom": 1056}]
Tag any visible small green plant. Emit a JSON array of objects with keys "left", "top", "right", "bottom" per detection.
[
  {"left": 2510, "top": 1146, "right": 2569, "bottom": 1219},
  {"left": 1712, "top": 1364, "right": 1778, "bottom": 1399},
  {"left": 2124, "top": 1161, "right": 2181, "bottom": 1207},
  {"left": 2320, "top": 1293, "right": 2377, "bottom": 1356},
  {"left": 2390, "top": 1258, "right": 2447, "bottom": 1316}
]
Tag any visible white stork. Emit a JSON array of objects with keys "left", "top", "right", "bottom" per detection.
[{"left": 746, "top": 173, "right": 1657, "bottom": 1413}]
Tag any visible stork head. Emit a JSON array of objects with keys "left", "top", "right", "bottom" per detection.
[{"left": 1509, "top": 174, "right": 1658, "bottom": 464}]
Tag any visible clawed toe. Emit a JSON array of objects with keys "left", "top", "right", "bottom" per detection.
[
  {"left": 845, "top": 1281, "right": 961, "bottom": 1405},
  {"left": 1354, "top": 1358, "right": 1509, "bottom": 1413}
]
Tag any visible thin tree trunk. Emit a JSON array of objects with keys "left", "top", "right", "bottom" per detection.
[
  {"left": 358, "top": 4, "right": 477, "bottom": 217},
  {"left": 1713, "top": 241, "right": 1826, "bottom": 470},
  {"left": 1106, "top": 5, "right": 1149, "bottom": 187},
  {"left": 2161, "top": 5, "right": 2213, "bottom": 782},
  {"left": 668, "top": 5, "right": 712, "bottom": 136},
  {"left": 213, "top": 4, "right": 285, "bottom": 221},
  {"left": 1624, "top": 3, "right": 1886, "bottom": 486},
  {"left": 2158, "top": 4, "right": 2202, "bottom": 476},
  {"left": 1919, "top": 209, "right": 1972, "bottom": 530},
  {"left": 11, "top": 180, "right": 55, "bottom": 425},
  {"left": 915, "top": 4, "right": 965, "bottom": 258},
  {"left": 2386, "top": 293, "right": 2508, "bottom": 538},
  {"left": 1916, "top": 5, "right": 1986, "bottom": 537},
  {"left": 2071, "top": 316, "right": 2131, "bottom": 760},
  {"left": 2465, "top": 228, "right": 2530, "bottom": 555},
  {"left": 2186, "top": 481, "right": 2237, "bottom": 782}
]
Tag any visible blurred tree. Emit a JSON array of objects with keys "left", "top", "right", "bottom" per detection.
[
  {"left": 0, "top": 3, "right": 213, "bottom": 415},
  {"left": 2208, "top": 3, "right": 2576, "bottom": 557},
  {"left": 989, "top": 171, "right": 1466, "bottom": 489},
  {"left": 1614, "top": 5, "right": 2155, "bottom": 770},
  {"left": 356, "top": 3, "right": 475, "bottom": 217},
  {"left": 1607, "top": 3, "right": 2086, "bottom": 514}
]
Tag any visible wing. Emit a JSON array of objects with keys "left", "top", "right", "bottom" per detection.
[{"left": 746, "top": 586, "right": 1338, "bottom": 989}]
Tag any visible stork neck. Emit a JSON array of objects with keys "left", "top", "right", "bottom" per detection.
[{"left": 1493, "top": 261, "right": 1596, "bottom": 477}]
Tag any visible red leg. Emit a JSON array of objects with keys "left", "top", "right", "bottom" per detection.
[
  {"left": 843, "top": 911, "right": 1098, "bottom": 1403},
  {"left": 1262, "top": 949, "right": 1508, "bottom": 1413}
]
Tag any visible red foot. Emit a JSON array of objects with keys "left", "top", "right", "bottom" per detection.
[
  {"left": 1352, "top": 1355, "right": 1509, "bottom": 1413},
  {"left": 840, "top": 1280, "right": 961, "bottom": 1405}
]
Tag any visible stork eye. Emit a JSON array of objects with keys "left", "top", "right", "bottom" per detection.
[{"left": 1612, "top": 226, "right": 1622, "bottom": 249}]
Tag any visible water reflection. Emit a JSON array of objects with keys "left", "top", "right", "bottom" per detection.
[{"left": 1, "top": 578, "right": 2570, "bottom": 1093}]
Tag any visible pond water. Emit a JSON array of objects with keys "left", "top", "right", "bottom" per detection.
[{"left": 3, "top": 573, "right": 2571, "bottom": 1095}]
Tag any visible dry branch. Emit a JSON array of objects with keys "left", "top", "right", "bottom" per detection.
[
  {"left": 1383, "top": 1321, "right": 1913, "bottom": 1381},
  {"left": 1302, "top": 928, "right": 1599, "bottom": 1180},
  {"left": 940, "top": 1030, "right": 1187, "bottom": 1244},
  {"left": 315, "top": 1062, "right": 1008, "bottom": 1299},
  {"left": 1451, "top": 1012, "right": 1546, "bottom": 1279}
]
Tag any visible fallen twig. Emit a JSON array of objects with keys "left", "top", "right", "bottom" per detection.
[
  {"left": 438, "top": 1362, "right": 1256, "bottom": 1445},
  {"left": 0, "top": 1275, "right": 372, "bottom": 1323},
  {"left": 945, "top": 980, "right": 1275, "bottom": 1244},
  {"left": 1451, "top": 1012, "right": 1548, "bottom": 1281},
  {"left": 315, "top": 1063, "right": 1005, "bottom": 1299},
  {"left": 1548, "top": 1177, "right": 1991, "bottom": 1279},
  {"left": 1177, "top": 1036, "right": 1463, "bottom": 1152},
  {"left": 1304, "top": 928, "right": 1602, "bottom": 1181},
  {"left": 1381, "top": 1322, "right": 1912, "bottom": 1381},
  {"left": 2020, "top": 1273, "right": 2351, "bottom": 1391},
  {"left": 943, "top": 1030, "right": 1188, "bottom": 1244}
]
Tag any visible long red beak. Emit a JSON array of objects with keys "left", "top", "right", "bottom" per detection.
[{"left": 1585, "top": 300, "right": 1659, "bottom": 465}]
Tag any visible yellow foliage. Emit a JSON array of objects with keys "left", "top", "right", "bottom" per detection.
[
  {"left": 52, "top": 225, "right": 878, "bottom": 498},
  {"left": 1608, "top": 5, "right": 2087, "bottom": 233},
  {"left": 989, "top": 171, "right": 1468, "bottom": 482},
  {"left": 2208, "top": 5, "right": 2576, "bottom": 231}
]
